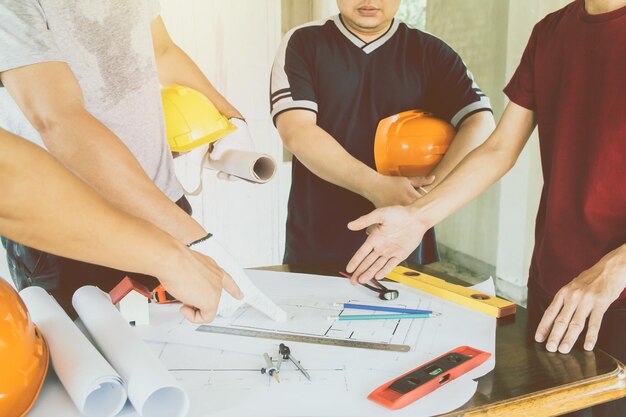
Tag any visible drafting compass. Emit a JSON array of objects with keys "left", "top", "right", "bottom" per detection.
[
  {"left": 261, "top": 343, "right": 311, "bottom": 382},
  {"left": 261, "top": 352, "right": 280, "bottom": 382}
]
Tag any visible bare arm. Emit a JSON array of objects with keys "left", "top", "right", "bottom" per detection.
[
  {"left": 347, "top": 102, "right": 536, "bottom": 281},
  {"left": 424, "top": 111, "right": 496, "bottom": 189},
  {"left": 411, "top": 103, "right": 535, "bottom": 225},
  {"left": 0, "top": 128, "right": 241, "bottom": 322},
  {"left": 0, "top": 62, "right": 206, "bottom": 244},
  {"left": 276, "top": 109, "right": 423, "bottom": 207},
  {"left": 0, "top": 128, "right": 178, "bottom": 272},
  {"left": 151, "top": 16, "right": 242, "bottom": 120}
]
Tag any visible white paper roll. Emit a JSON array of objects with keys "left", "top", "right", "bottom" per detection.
[
  {"left": 192, "top": 236, "right": 287, "bottom": 322},
  {"left": 20, "top": 286, "right": 127, "bottom": 417},
  {"left": 72, "top": 286, "right": 189, "bottom": 417},
  {"left": 205, "top": 149, "right": 276, "bottom": 183}
]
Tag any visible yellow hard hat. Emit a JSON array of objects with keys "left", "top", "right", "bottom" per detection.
[
  {"left": 161, "top": 84, "right": 236, "bottom": 153},
  {"left": 0, "top": 279, "right": 49, "bottom": 417}
]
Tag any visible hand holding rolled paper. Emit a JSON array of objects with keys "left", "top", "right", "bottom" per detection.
[
  {"left": 208, "top": 118, "right": 276, "bottom": 183},
  {"left": 206, "top": 149, "right": 276, "bottom": 183}
]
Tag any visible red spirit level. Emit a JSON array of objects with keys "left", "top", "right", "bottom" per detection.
[{"left": 368, "top": 346, "right": 490, "bottom": 410}]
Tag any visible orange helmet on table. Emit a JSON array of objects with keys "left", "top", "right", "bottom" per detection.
[{"left": 0, "top": 279, "right": 49, "bottom": 417}]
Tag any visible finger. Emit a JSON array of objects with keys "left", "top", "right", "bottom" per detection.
[
  {"left": 357, "top": 256, "right": 389, "bottom": 284},
  {"left": 217, "top": 171, "right": 231, "bottom": 181},
  {"left": 346, "top": 240, "right": 374, "bottom": 274},
  {"left": 374, "top": 257, "right": 401, "bottom": 281},
  {"left": 351, "top": 251, "right": 380, "bottom": 284},
  {"left": 180, "top": 304, "right": 217, "bottom": 324},
  {"left": 347, "top": 209, "right": 383, "bottom": 232},
  {"left": 408, "top": 175, "right": 435, "bottom": 188},
  {"left": 546, "top": 302, "right": 577, "bottom": 352},
  {"left": 535, "top": 293, "right": 564, "bottom": 342},
  {"left": 558, "top": 306, "right": 591, "bottom": 353},
  {"left": 222, "top": 271, "right": 244, "bottom": 300},
  {"left": 584, "top": 309, "right": 605, "bottom": 351}
]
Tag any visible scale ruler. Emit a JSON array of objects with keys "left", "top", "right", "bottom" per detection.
[{"left": 196, "top": 325, "right": 411, "bottom": 352}]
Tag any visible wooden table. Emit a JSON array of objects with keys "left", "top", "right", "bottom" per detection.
[{"left": 262, "top": 264, "right": 626, "bottom": 417}]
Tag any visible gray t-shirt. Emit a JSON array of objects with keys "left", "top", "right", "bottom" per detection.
[{"left": 0, "top": 0, "right": 182, "bottom": 201}]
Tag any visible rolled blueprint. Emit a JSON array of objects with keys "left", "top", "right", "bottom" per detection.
[
  {"left": 72, "top": 286, "right": 189, "bottom": 417},
  {"left": 192, "top": 235, "right": 288, "bottom": 321},
  {"left": 20, "top": 286, "right": 126, "bottom": 417},
  {"left": 205, "top": 149, "right": 276, "bottom": 183}
]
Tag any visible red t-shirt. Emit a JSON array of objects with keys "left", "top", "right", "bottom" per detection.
[{"left": 504, "top": 0, "right": 626, "bottom": 301}]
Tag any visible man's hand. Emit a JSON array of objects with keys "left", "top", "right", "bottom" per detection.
[
  {"left": 209, "top": 118, "right": 255, "bottom": 181},
  {"left": 345, "top": 205, "right": 429, "bottom": 284},
  {"left": 366, "top": 175, "right": 435, "bottom": 208},
  {"left": 535, "top": 245, "right": 626, "bottom": 353},
  {"left": 159, "top": 248, "right": 243, "bottom": 323}
]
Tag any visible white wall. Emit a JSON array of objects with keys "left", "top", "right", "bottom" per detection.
[
  {"left": 426, "top": 0, "right": 509, "bottom": 270},
  {"left": 160, "top": 0, "right": 286, "bottom": 268}
]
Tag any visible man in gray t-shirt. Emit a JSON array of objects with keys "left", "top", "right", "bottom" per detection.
[{"left": 0, "top": 0, "right": 249, "bottom": 320}]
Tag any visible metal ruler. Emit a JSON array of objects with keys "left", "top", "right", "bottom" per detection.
[{"left": 196, "top": 325, "right": 410, "bottom": 352}]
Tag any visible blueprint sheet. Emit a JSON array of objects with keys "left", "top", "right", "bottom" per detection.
[{"left": 131, "top": 270, "right": 497, "bottom": 417}]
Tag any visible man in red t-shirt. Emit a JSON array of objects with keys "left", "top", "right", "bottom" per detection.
[{"left": 345, "top": 1, "right": 625, "bottom": 412}]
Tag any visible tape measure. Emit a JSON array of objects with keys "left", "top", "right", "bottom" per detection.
[
  {"left": 368, "top": 345, "right": 490, "bottom": 410},
  {"left": 196, "top": 325, "right": 411, "bottom": 352},
  {"left": 385, "top": 266, "right": 516, "bottom": 318}
]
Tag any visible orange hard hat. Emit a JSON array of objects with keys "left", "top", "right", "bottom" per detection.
[
  {"left": 374, "top": 110, "right": 455, "bottom": 177},
  {"left": 0, "top": 279, "right": 49, "bottom": 417}
]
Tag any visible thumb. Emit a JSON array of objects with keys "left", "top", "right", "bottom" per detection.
[
  {"left": 348, "top": 209, "right": 383, "bottom": 231},
  {"left": 222, "top": 272, "right": 244, "bottom": 300},
  {"left": 408, "top": 175, "right": 435, "bottom": 188}
]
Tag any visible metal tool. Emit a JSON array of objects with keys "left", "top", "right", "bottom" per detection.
[
  {"left": 362, "top": 277, "right": 400, "bottom": 300},
  {"left": 261, "top": 352, "right": 280, "bottom": 382},
  {"left": 197, "top": 325, "right": 410, "bottom": 352},
  {"left": 339, "top": 272, "right": 399, "bottom": 301},
  {"left": 278, "top": 343, "right": 311, "bottom": 381}
]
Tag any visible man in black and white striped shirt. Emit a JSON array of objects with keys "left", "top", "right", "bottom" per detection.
[{"left": 270, "top": 0, "right": 494, "bottom": 279}]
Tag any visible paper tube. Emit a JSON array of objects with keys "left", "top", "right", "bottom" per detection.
[
  {"left": 72, "top": 286, "right": 189, "bottom": 417},
  {"left": 205, "top": 150, "right": 276, "bottom": 183},
  {"left": 20, "top": 287, "right": 127, "bottom": 417}
]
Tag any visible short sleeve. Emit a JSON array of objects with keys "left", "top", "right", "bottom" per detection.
[
  {"left": 425, "top": 39, "right": 492, "bottom": 128},
  {"left": 270, "top": 29, "right": 318, "bottom": 125},
  {"left": 0, "top": 1, "right": 65, "bottom": 86},
  {"left": 146, "top": 0, "right": 161, "bottom": 21},
  {"left": 503, "top": 25, "right": 539, "bottom": 110}
]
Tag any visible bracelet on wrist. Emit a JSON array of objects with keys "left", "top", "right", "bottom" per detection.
[{"left": 187, "top": 233, "right": 213, "bottom": 248}]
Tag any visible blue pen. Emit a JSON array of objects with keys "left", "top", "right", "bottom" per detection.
[
  {"left": 334, "top": 302, "right": 433, "bottom": 315},
  {"left": 328, "top": 313, "right": 440, "bottom": 321}
]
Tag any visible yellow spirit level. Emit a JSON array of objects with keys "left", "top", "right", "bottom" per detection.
[{"left": 385, "top": 266, "right": 516, "bottom": 318}]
